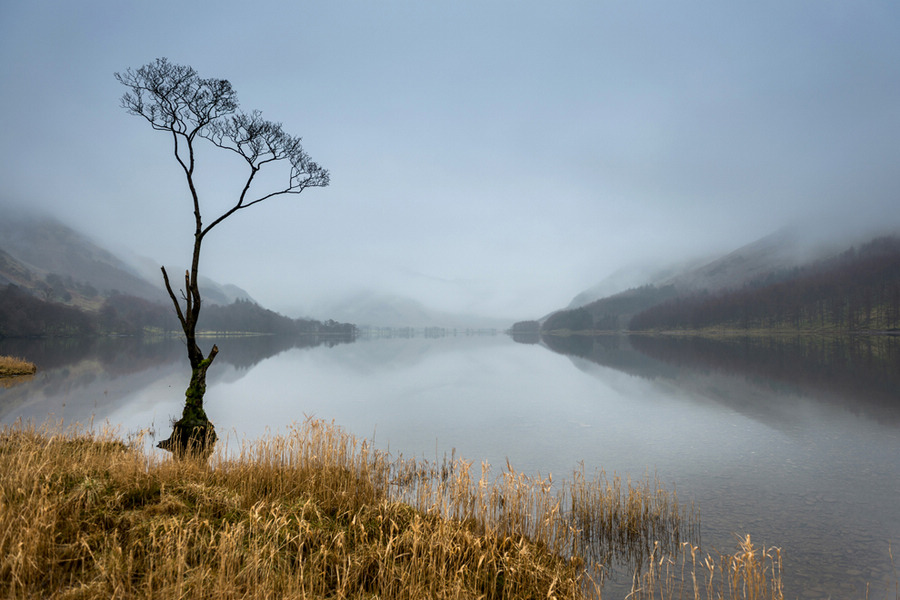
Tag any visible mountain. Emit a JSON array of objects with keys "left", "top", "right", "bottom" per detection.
[
  {"left": 629, "top": 235, "right": 900, "bottom": 332},
  {"left": 656, "top": 226, "right": 809, "bottom": 293},
  {"left": 0, "top": 248, "right": 32, "bottom": 288},
  {"left": 0, "top": 210, "right": 358, "bottom": 338},
  {"left": 566, "top": 257, "right": 707, "bottom": 310},
  {"left": 0, "top": 211, "right": 254, "bottom": 308},
  {"left": 192, "top": 275, "right": 255, "bottom": 306},
  {"left": 304, "top": 290, "right": 508, "bottom": 330},
  {"left": 536, "top": 225, "right": 900, "bottom": 333},
  {"left": 567, "top": 227, "right": 830, "bottom": 313},
  {"left": 560, "top": 228, "right": 814, "bottom": 326},
  {"left": 126, "top": 251, "right": 255, "bottom": 306},
  {"left": 0, "top": 208, "right": 485, "bottom": 333},
  {"left": 0, "top": 212, "right": 165, "bottom": 304},
  {"left": 552, "top": 284, "right": 680, "bottom": 331}
]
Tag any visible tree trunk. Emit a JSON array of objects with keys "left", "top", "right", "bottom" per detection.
[
  {"left": 158, "top": 257, "right": 220, "bottom": 459},
  {"left": 157, "top": 339, "right": 219, "bottom": 459}
]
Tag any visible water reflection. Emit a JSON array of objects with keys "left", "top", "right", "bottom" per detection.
[
  {"left": 0, "top": 334, "right": 355, "bottom": 428},
  {"left": 628, "top": 334, "right": 900, "bottom": 424},
  {"left": 541, "top": 333, "right": 900, "bottom": 427},
  {"left": 534, "top": 332, "right": 900, "bottom": 598},
  {"left": 0, "top": 374, "right": 33, "bottom": 389},
  {"left": 2, "top": 331, "right": 898, "bottom": 598}
]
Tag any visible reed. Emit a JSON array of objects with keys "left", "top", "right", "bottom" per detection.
[
  {"left": 0, "top": 355, "right": 36, "bottom": 377},
  {"left": 625, "top": 535, "right": 784, "bottom": 600},
  {"left": 567, "top": 465, "right": 699, "bottom": 577},
  {"left": 1, "top": 418, "right": 787, "bottom": 600}
]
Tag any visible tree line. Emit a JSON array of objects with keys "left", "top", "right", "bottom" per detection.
[
  {"left": 197, "top": 298, "right": 356, "bottom": 337},
  {"left": 0, "top": 284, "right": 96, "bottom": 337},
  {"left": 0, "top": 285, "right": 356, "bottom": 339}
]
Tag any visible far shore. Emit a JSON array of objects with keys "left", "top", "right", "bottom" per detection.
[{"left": 538, "top": 328, "right": 900, "bottom": 337}]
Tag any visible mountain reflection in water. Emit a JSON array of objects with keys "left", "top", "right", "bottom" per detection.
[
  {"left": 2, "top": 331, "right": 898, "bottom": 598},
  {"left": 0, "top": 334, "right": 355, "bottom": 427},
  {"left": 538, "top": 332, "right": 900, "bottom": 598},
  {"left": 542, "top": 333, "right": 900, "bottom": 427}
]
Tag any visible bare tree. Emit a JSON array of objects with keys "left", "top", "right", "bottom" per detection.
[{"left": 116, "top": 58, "right": 329, "bottom": 456}]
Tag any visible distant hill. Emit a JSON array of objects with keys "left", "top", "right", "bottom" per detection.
[
  {"left": 559, "top": 284, "right": 679, "bottom": 331},
  {"left": 198, "top": 298, "right": 355, "bottom": 337},
  {"left": 0, "top": 211, "right": 254, "bottom": 308},
  {"left": 304, "top": 290, "right": 508, "bottom": 330},
  {"left": 566, "top": 258, "right": 706, "bottom": 310},
  {"left": 654, "top": 226, "right": 843, "bottom": 293},
  {"left": 529, "top": 226, "right": 900, "bottom": 334},
  {"left": 558, "top": 230, "right": 806, "bottom": 330},
  {"left": 0, "top": 212, "right": 164, "bottom": 305},
  {"left": 0, "top": 209, "right": 351, "bottom": 338},
  {"left": 630, "top": 235, "right": 900, "bottom": 332}
]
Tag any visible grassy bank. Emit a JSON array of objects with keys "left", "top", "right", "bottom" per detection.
[
  {"left": 0, "top": 355, "right": 36, "bottom": 377},
  {"left": 0, "top": 420, "right": 785, "bottom": 599}
]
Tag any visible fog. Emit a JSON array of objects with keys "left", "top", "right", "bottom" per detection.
[{"left": 2, "top": 2, "right": 899, "bottom": 321}]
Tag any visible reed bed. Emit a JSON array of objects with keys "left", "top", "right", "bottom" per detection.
[
  {"left": 0, "top": 355, "right": 36, "bottom": 377},
  {"left": 1, "top": 418, "right": 785, "bottom": 599}
]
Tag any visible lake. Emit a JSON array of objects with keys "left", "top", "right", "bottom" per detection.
[{"left": 2, "top": 332, "right": 898, "bottom": 598}]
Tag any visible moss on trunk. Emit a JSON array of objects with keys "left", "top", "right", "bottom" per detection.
[{"left": 158, "top": 346, "right": 218, "bottom": 460}]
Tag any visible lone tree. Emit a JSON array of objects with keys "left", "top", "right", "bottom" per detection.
[{"left": 116, "top": 58, "right": 329, "bottom": 456}]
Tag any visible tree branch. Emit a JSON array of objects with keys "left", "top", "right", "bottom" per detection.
[
  {"left": 197, "top": 111, "right": 329, "bottom": 239},
  {"left": 161, "top": 266, "right": 187, "bottom": 331}
]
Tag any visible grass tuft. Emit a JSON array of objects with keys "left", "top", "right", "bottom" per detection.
[{"left": 0, "top": 355, "right": 36, "bottom": 377}]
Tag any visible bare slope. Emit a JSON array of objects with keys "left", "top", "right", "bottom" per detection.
[
  {"left": 0, "top": 212, "right": 164, "bottom": 302},
  {"left": 0, "top": 211, "right": 254, "bottom": 307}
]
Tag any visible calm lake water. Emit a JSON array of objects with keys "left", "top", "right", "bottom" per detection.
[{"left": 2, "top": 332, "right": 899, "bottom": 598}]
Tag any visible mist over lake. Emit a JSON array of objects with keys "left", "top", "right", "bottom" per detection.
[{"left": 2, "top": 332, "right": 898, "bottom": 598}]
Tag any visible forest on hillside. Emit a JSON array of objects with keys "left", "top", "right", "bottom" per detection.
[
  {"left": 0, "top": 285, "right": 356, "bottom": 339},
  {"left": 629, "top": 236, "right": 900, "bottom": 332},
  {"left": 529, "top": 235, "right": 900, "bottom": 335}
]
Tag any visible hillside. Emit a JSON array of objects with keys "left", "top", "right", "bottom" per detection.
[
  {"left": 301, "top": 290, "right": 509, "bottom": 330},
  {"left": 0, "top": 210, "right": 355, "bottom": 338},
  {"left": 630, "top": 235, "right": 900, "bottom": 332},
  {"left": 538, "top": 229, "right": 807, "bottom": 333},
  {"left": 0, "top": 212, "right": 164, "bottom": 305},
  {"left": 528, "top": 228, "right": 900, "bottom": 335},
  {"left": 657, "top": 227, "right": 807, "bottom": 293},
  {"left": 0, "top": 211, "right": 255, "bottom": 309},
  {"left": 565, "top": 258, "right": 705, "bottom": 310},
  {"left": 1, "top": 210, "right": 493, "bottom": 332},
  {"left": 555, "top": 285, "right": 679, "bottom": 332},
  {"left": 0, "top": 248, "right": 33, "bottom": 288}
]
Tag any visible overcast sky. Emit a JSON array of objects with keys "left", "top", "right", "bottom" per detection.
[{"left": 2, "top": 1, "right": 899, "bottom": 321}]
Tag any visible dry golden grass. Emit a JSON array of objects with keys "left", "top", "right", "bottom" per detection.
[
  {"left": 0, "top": 418, "right": 787, "bottom": 600},
  {"left": 626, "top": 535, "right": 784, "bottom": 600},
  {"left": 0, "top": 355, "right": 36, "bottom": 377},
  {"left": 568, "top": 465, "right": 698, "bottom": 572}
]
